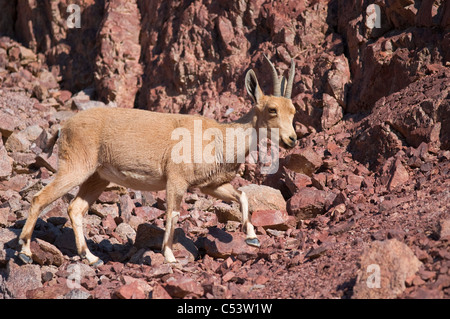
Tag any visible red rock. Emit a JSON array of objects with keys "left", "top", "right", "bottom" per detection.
[
  {"left": 217, "top": 16, "right": 235, "bottom": 54},
  {"left": 418, "top": 269, "right": 436, "bottom": 281},
  {"left": 349, "top": 69, "right": 450, "bottom": 171},
  {"left": 0, "top": 174, "right": 28, "bottom": 191},
  {"left": 311, "top": 172, "right": 327, "bottom": 190},
  {"left": 287, "top": 187, "right": 336, "bottom": 220},
  {"left": 115, "top": 281, "right": 147, "bottom": 299},
  {"left": 238, "top": 184, "right": 286, "bottom": 213},
  {"left": 95, "top": 0, "right": 143, "bottom": 107},
  {"left": 431, "top": 274, "right": 450, "bottom": 291},
  {"left": 203, "top": 227, "right": 259, "bottom": 260},
  {"left": 164, "top": 274, "right": 204, "bottom": 298},
  {"left": 305, "top": 243, "right": 332, "bottom": 260},
  {"left": 387, "top": 159, "right": 409, "bottom": 191},
  {"left": 152, "top": 283, "right": 172, "bottom": 299},
  {"left": 284, "top": 147, "right": 323, "bottom": 176},
  {"left": 0, "top": 143, "right": 13, "bottom": 178},
  {"left": 56, "top": 90, "right": 72, "bottom": 104},
  {"left": 115, "top": 222, "right": 136, "bottom": 242},
  {"left": 5, "top": 130, "right": 31, "bottom": 152},
  {"left": 251, "top": 210, "right": 291, "bottom": 230},
  {"left": 101, "top": 214, "right": 117, "bottom": 234},
  {"left": 90, "top": 203, "right": 120, "bottom": 218},
  {"left": 325, "top": 54, "right": 350, "bottom": 107},
  {"left": 346, "top": 174, "right": 364, "bottom": 192},
  {"left": 222, "top": 271, "right": 236, "bottom": 283},
  {"left": 0, "top": 207, "right": 8, "bottom": 227},
  {"left": 254, "top": 275, "right": 269, "bottom": 285},
  {"left": 34, "top": 144, "right": 58, "bottom": 172},
  {"left": 213, "top": 202, "right": 241, "bottom": 223},
  {"left": 408, "top": 287, "right": 443, "bottom": 299},
  {"left": 97, "top": 191, "right": 120, "bottom": 204},
  {"left": 27, "top": 283, "right": 71, "bottom": 299},
  {"left": 118, "top": 194, "right": 135, "bottom": 223},
  {"left": 145, "top": 263, "right": 173, "bottom": 278},
  {"left": 212, "top": 284, "right": 230, "bottom": 299},
  {"left": 438, "top": 218, "right": 450, "bottom": 239},
  {"left": 30, "top": 238, "right": 64, "bottom": 266},
  {"left": 353, "top": 239, "right": 422, "bottom": 299},
  {"left": 321, "top": 93, "right": 343, "bottom": 129},
  {"left": 134, "top": 206, "right": 165, "bottom": 222},
  {"left": 284, "top": 169, "right": 312, "bottom": 195},
  {"left": 4, "top": 259, "right": 42, "bottom": 298},
  {"left": 201, "top": 254, "right": 220, "bottom": 273},
  {"left": 0, "top": 110, "right": 20, "bottom": 138}
]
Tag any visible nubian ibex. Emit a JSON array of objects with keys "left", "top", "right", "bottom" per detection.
[{"left": 18, "top": 55, "right": 297, "bottom": 266}]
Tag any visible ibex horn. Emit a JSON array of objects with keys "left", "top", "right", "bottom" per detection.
[
  {"left": 284, "top": 58, "right": 295, "bottom": 99},
  {"left": 263, "top": 54, "right": 281, "bottom": 97}
]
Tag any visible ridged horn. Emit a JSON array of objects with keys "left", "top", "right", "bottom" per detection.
[
  {"left": 284, "top": 58, "right": 295, "bottom": 99},
  {"left": 263, "top": 54, "right": 281, "bottom": 97}
]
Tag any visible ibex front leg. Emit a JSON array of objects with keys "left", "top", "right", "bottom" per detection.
[
  {"left": 202, "top": 183, "right": 260, "bottom": 247},
  {"left": 162, "top": 179, "right": 187, "bottom": 263}
]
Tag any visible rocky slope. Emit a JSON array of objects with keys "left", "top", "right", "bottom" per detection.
[{"left": 0, "top": 0, "right": 449, "bottom": 299}]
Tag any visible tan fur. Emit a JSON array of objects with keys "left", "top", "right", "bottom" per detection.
[{"left": 18, "top": 59, "right": 297, "bottom": 265}]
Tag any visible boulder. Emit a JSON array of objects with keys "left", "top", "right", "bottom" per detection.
[
  {"left": 283, "top": 148, "right": 323, "bottom": 177},
  {"left": 286, "top": 187, "right": 336, "bottom": 220},
  {"left": 164, "top": 274, "right": 204, "bottom": 298},
  {"left": 238, "top": 184, "right": 286, "bottom": 213},
  {"left": 30, "top": 238, "right": 64, "bottom": 267},
  {"left": 353, "top": 239, "right": 422, "bottom": 299},
  {"left": 3, "top": 259, "right": 42, "bottom": 298},
  {"left": 115, "top": 281, "right": 147, "bottom": 299},
  {"left": 251, "top": 210, "right": 293, "bottom": 231},
  {"left": 213, "top": 202, "right": 241, "bottom": 223},
  {"left": 202, "top": 227, "right": 259, "bottom": 260}
]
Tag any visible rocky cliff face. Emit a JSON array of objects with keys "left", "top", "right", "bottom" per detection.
[
  {"left": 1, "top": 0, "right": 448, "bottom": 132},
  {"left": 0, "top": 0, "right": 449, "bottom": 299}
]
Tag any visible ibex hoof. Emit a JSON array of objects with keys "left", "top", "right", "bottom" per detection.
[
  {"left": 90, "top": 259, "right": 104, "bottom": 268},
  {"left": 245, "top": 238, "right": 260, "bottom": 248},
  {"left": 18, "top": 253, "right": 33, "bottom": 264}
]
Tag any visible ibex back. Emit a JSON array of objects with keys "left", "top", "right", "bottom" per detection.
[{"left": 18, "top": 55, "right": 297, "bottom": 266}]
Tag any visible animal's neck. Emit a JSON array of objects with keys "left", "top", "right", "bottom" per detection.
[
  {"left": 232, "top": 107, "right": 258, "bottom": 129},
  {"left": 217, "top": 107, "right": 260, "bottom": 160}
]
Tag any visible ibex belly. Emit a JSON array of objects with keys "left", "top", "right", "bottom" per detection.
[{"left": 97, "top": 163, "right": 166, "bottom": 191}]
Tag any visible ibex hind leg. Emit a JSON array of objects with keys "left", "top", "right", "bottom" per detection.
[
  {"left": 68, "top": 172, "right": 109, "bottom": 267},
  {"left": 18, "top": 168, "right": 91, "bottom": 264}
]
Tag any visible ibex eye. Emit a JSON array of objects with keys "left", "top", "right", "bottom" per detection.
[{"left": 268, "top": 108, "right": 277, "bottom": 115}]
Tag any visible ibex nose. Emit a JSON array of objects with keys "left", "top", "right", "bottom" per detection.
[
  {"left": 289, "top": 135, "right": 297, "bottom": 144},
  {"left": 286, "top": 135, "right": 297, "bottom": 148}
]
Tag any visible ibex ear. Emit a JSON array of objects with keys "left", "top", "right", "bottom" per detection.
[{"left": 245, "top": 69, "right": 263, "bottom": 104}]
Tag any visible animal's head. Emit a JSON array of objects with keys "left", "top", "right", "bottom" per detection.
[{"left": 245, "top": 54, "right": 297, "bottom": 149}]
